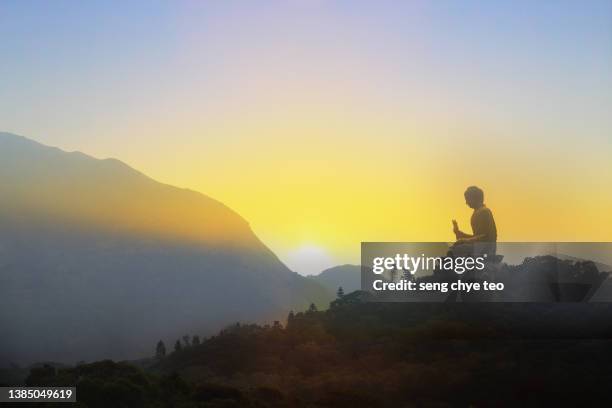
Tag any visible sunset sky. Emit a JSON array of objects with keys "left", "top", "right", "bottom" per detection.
[{"left": 2, "top": 1, "right": 611, "bottom": 274}]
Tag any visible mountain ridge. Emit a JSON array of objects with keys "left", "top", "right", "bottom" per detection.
[
  {"left": 0, "top": 131, "right": 261, "bottom": 247},
  {"left": 308, "top": 264, "right": 361, "bottom": 295},
  {"left": 0, "top": 132, "right": 332, "bottom": 364}
]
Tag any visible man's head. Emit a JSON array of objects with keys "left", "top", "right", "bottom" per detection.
[{"left": 464, "top": 186, "right": 484, "bottom": 209}]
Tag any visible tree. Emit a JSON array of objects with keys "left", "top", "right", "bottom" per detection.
[
  {"left": 155, "top": 340, "right": 166, "bottom": 359},
  {"left": 308, "top": 303, "right": 318, "bottom": 313},
  {"left": 174, "top": 340, "right": 182, "bottom": 353},
  {"left": 182, "top": 335, "right": 191, "bottom": 347},
  {"left": 192, "top": 335, "right": 201, "bottom": 346},
  {"left": 25, "top": 364, "right": 56, "bottom": 386},
  {"left": 286, "top": 311, "right": 295, "bottom": 329},
  {"left": 337, "top": 286, "right": 345, "bottom": 299}
]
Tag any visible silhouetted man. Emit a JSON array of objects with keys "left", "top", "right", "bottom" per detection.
[{"left": 452, "top": 186, "right": 497, "bottom": 257}]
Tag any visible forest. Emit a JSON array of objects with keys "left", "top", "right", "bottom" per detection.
[{"left": 17, "top": 272, "right": 612, "bottom": 407}]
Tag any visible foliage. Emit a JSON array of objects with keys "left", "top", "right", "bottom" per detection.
[{"left": 22, "top": 257, "right": 612, "bottom": 406}]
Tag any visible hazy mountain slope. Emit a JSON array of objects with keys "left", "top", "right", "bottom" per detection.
[
  {"left": 0, "top": 132, "right": 331, "bottom": 364},
  {"left": 308, "top": 264, "right": 361, "bottom": 295}
]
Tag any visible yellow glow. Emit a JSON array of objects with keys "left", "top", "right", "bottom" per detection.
[
  {"left": 3, "top": 1, "right": 611, "bottom": 272},
  {"left": 116, "top": 108, "right": 612, "bottom": 267}
]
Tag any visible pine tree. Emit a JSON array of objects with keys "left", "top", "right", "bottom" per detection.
[
  {"left": 155, "top": 340, "right": 166, "bottom": 359},
  {"left": 192, "top": 335, "right": 201, "bottom": 346},
  {"left": 308, "top": 303, "right": 318, "bottom": 313},
  {"left": 182, "top": 335, "right": 191, "bottom": 347},
  {"left": 286, "top": 310, "right": 295, "bottom": 329},
  {"left": 337, "top": 286, "right": 345, "bottom": 299},
  {"left": 174, "top": 340, "right": 182, "bottom": 352}
]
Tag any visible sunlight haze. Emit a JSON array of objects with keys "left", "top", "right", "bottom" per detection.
[{"left": 2, "top": 1, "right": 611, "bottom": 272}]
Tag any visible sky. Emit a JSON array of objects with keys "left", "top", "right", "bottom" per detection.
[{"left": 1, "top": 1, "right": 611, "bottom": 275}]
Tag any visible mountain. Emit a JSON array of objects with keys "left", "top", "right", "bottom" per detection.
[
  {"left": 308, "top": 264, "right": 361, "bottom": 295},
  {"left": 0, "top": 132, "right": 331, "bottom": 364}
]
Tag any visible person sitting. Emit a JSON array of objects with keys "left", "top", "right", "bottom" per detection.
[{"left": 451, "top": 186, "right": 497, "bottom": 258}]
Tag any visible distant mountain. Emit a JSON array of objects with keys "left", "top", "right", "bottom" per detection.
[
  {"left": 0, "top": 132, "right": 331, "bottom": 364},
  {"left": 308, "top": 264, "right": 361, "bottom": 295}
]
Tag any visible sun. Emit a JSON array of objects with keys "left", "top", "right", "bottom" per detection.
[{"left": 283, "top": 244, "right": 336, "bottom": 276}]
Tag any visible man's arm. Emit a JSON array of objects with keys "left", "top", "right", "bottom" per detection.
[
  {"left": 452, "top": 220, "right": 472, "bottom": 239},
  {"left": 457, "top": 210, "right": 493, "bottom": 243},
  {"left": 456, "top": 234, "right": 486, "bottom": 243}
]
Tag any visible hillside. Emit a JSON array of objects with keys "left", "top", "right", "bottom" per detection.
[
  {"left": 20, "top": 277, "right": 612, "bottom": 407},
  {"left": 308, "top": 264, "right": 361, "bottom": 295},
  {"left": 0, "top": 132, "right": 332, "bottom": 364}
]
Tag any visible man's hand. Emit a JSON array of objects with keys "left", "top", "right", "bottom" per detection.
[{"left": 452, "top": 219, "right": 459, "bottom": 235}]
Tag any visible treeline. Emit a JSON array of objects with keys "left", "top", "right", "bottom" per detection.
[
  {"left": 21, "top": 283, "right": 612, "bottom": 407},
  {"left": 155, "top": 334, "right": 203, "bottom": 359},
  {"left": 155, "top": 301, "right": 324, "bottom": 361}
]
